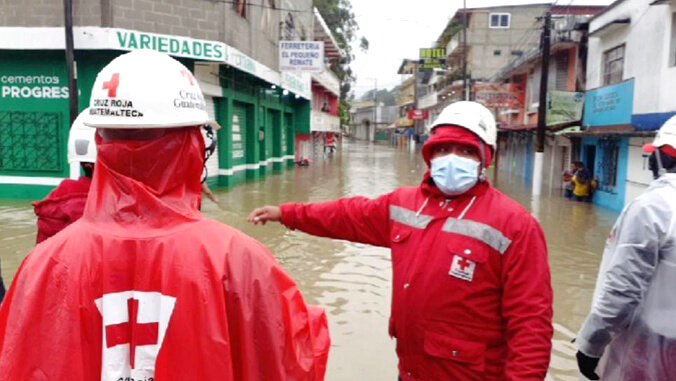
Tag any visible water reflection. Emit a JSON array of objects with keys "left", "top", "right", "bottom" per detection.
[{"left": 0, "top": 139, "right": 619, "bottom": 380}]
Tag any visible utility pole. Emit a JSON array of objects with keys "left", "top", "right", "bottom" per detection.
[
  {"left": 373, "top": 78, "right": 378, "bottom": 140},
  {"left": 532, "top": 11, "right": 551, "bottom": 196},
  {"left": 63, "top": 0, "right": 78, "bottom": 126},
  {"left": 413, "top": 62, "right": 420, "bottom": 136},
  {"left": 462, "top": 0, "right": 469, "bottom": 101}
]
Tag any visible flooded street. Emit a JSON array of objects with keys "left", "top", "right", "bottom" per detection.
[{"left": 0, "top": 139, "right": 620, "bottom": 380}]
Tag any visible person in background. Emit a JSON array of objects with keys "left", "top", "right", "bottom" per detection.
[
  {"left": 562, "top": 163, "right": 577, "bottom": 199},
  {"left": 571, "top": 162, "right": 592, "bottom": 202},
  {"left": 32, "top": 110, "right": 96, "bottom": 244},
  {"left": 576, "top": 115, "right": 676, "bottom": 380},
  {"left": 0, "top": 50, "right": 329, "bottom": 380},
  {"left": 324, "top": 132, "right": 336, "bottom": 155},
  {"left": 249, "top": 101, "right": 553, "bottom": 381}
]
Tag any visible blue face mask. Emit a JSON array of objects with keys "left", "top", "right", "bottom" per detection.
[{"left": 430, "top": 154, "right": 480, "bottom": 196}]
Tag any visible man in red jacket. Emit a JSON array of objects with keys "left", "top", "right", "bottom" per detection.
[
  {"left": 250, "top": 101, "right": 553, "bottom": 380},
  {"left": 0, "top": 50, "right": 329, "bottom": 380},
  {"left": 33, "top": 110, "right": 96, "bottom": 244}
]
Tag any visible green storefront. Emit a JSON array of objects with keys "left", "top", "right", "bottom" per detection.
[
  {"left": 214, "top": 66, "right": 309, "bottom": 188},
  {"left": 0, "top": 27, "right": 311, "bottom": 199}
]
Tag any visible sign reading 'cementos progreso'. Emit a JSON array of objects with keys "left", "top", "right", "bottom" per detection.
[{"left": 583, "top": 79, "right": 634, "bottom": 127}]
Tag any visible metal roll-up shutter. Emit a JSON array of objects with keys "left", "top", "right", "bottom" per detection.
[{"left": 232, "top": 102, "right": 248, "bottom": 168}]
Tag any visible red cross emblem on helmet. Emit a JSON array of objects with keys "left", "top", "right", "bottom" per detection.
[{"left": 102, "top": 73, "right": 120, "bottom": 98}]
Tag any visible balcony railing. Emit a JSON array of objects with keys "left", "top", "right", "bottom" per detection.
[
  {"left": 311, "top": 70, "right": 341, "bottom": 97},
  {"left": 311, "top": 110, "right": 340, "bottom": 133}
]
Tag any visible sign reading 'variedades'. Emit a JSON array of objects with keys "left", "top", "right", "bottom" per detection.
[{"left": 115, "top": 31, "right": 227, "bottom": 61}]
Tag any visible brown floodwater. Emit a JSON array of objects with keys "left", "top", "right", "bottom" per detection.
[{"left": 0, "top": 139, "right": 619, "bottom": 380}]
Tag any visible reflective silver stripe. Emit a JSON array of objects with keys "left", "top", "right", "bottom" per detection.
[
  {"left": 442, "top": 218, "right": 512, "bottom": 254},
  {"left": 389, "top": 205, "right": 432, "bottom": 229}
]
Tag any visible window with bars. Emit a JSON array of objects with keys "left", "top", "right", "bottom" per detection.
[
  {"left": 0, "top": 111, "right": 63, "bottom": 173},
  {"left": 489, "top": 13, "right": 510, "bottom": 29},
  {"left": 233, "top": 0, "right": 246, "bottom": 18},
  {"left": 599, "top": 139, "right": 620, "bottom": 189},
  {"left": 602, "top": 44, "right": 625, "bottom": 86}
]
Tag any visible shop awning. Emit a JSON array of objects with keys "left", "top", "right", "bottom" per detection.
[{"left": 0, "top": 27, "right": 312, "bottom": 100}]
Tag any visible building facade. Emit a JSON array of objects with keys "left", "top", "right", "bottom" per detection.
[
  {"left": 0, "top": 0, "right": 317, "bottom": 199},
  {"left": 493, "top": 7, "right": 602, "bottom": 192},
  {"left": 349, "top": 101, "right": 397, "bottom": 142},
  {"left": 575, "top": 0, "right": 676, "bottom": 210},
  {"left": 299, "top": 9, "right": 342, "bottom": 162}
]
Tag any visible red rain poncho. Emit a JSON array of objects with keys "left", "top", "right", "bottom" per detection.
[
  {"left": 0, "top": 128, "right": 329, "bottom": 380},
  {"left": 32, "top": 175, "right": 92, "bottom": 244}
]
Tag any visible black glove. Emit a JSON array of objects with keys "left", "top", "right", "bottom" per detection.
[{"left": 576, "top": 350, "right": 600, "bottom": 380}]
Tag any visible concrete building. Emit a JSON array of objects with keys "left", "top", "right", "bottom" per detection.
[
  {"left": 445, "top": 3, "right": 549, "bottom": 84},
  {"left": 349, "top": 101, "right": 397, "bottom": 142},
  {"left": 573, "top": 0, "right": 676, "bottom": 210},
  {"left": 0, "top": 0, "right": 315, "bottom": 198},
  {"left": 395, "top": 59, "right": 422, "bottom": 137},
  {"left": 296, "top": 8, "right": 342, "bottom": 163},
  {"left": 492, "top": 7, "right": 602, "bottom": 193}
]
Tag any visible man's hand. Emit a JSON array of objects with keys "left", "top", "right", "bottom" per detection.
[
  {"left": 201, "top": 183, "right": 220, "bottom": 205},
  {"left": 576, "top": 351, "right": 600, "bottom": 380},
  {"left": 248, "top": 206, "right": 282, "bottom": 225}
]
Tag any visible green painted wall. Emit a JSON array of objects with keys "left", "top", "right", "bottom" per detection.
[
  {"left": 216, "top": 65, "right": 305, "bottom": 187},
  {"left": 0, "top": 49, "right": 304, "bottom": 198}
]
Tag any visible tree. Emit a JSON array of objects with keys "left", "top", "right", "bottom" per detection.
[
  {"left": 314, "top": 0, "right": 368, "bottom": 127},
  {"left": 436, "top": 18, "right": 463, "bottom": 49},
  {"left": 360, "top": 88, "right": 399, "bottom": 106}
]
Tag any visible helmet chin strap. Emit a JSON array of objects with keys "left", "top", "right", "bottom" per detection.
[
  {"left": 201, "top": 124, "right": 217, "bottom": 184},
  {"left": 479, "top": 140, "right": 487, "bottom": 182}
]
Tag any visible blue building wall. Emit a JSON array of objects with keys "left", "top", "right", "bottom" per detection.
[
  {"left": 632, "top": 112, "right": 676, "bottom": 131},
  {"left": 581, "top": 137, "right": 629, "bottom": 212}
]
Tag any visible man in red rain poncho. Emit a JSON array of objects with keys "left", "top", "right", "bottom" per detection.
[
  {"left": 32, "top": 110, "right": 96, "bottom": 244},
  {"left": 0, "top": 50, "right": 329, "bottom": 381},
  {"left": 250, "top": 101, "right": 553, "bottom": 381}
]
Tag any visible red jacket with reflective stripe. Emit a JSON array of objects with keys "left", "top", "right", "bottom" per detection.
[
  {"left": 281, "top": 173, "right": 553, "bottom": 381},
  {"left": 32, "top": 176, "right": 92, "bottom": 244}
]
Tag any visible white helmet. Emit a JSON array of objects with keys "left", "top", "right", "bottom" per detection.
[
  {"left": 428, "top": 101, "right": 497, "bottom": 149},
  {"left": 83, "top": 50, "right": 220, "bottom": 130},
  {"left": 67, "top": 108, "right": 97, "bottom": 164},
  {"left": 643, "top": 115, "right": 676, "bottom": 153}
]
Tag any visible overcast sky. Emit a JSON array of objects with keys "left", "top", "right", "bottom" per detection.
[{"left": 349, "top": 0, "right": 615, "bottom": 98}]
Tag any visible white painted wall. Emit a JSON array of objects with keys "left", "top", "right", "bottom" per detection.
[
  {"left": 625, "top": 137, "right": 654, "bottom": 203},
  {"left": 195, "top": 63, "right": 222, "bottom": 179},
  {"left": 587, "top": 0, "right": 676, "bottom": 114}
]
